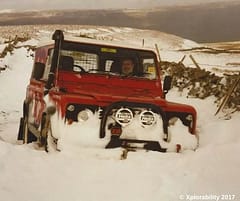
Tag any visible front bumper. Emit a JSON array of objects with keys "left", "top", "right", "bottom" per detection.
[{"left": 105, "top": 136, "right": 167, "bottom": 152}]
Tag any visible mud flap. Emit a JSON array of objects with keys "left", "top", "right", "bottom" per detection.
[
  {"left": 40, "top": 114, "right": 59, "bottom": 152},
  {"left": 45, "top": 129, "right": 58, "bottom": 153}
]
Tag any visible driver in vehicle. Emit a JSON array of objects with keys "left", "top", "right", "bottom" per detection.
[{"left": 121, "top": 58, "right": 135, "bottom": 76}]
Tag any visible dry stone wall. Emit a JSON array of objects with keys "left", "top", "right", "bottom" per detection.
[{"left": 160, "top": 61, "right": 240, "bottom": 112}]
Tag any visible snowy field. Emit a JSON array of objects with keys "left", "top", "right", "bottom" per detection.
[{"left": 0, "top": 26, "right": 240, "bottom": 201}]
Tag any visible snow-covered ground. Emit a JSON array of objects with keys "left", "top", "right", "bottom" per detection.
[{"left": 0, "top": 26, "right": 239, "bottom": 201}]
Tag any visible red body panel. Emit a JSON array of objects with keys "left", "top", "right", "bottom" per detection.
[{"left": 34, "top": 45, "right": 52, "bottom": 64}]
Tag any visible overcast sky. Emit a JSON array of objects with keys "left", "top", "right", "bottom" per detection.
[{"left": 0, "top": 0, "right": 229, "bottom": 11}]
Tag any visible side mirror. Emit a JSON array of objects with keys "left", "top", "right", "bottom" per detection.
[
  {"left": 31, "top": 62, "right": 45, "bottom": 80},
  {"left": 73, "top": 66, "right": 82, "bottom": 72},
  {"left": 163, "top": 75, "right": 172, "bottom": 98}
]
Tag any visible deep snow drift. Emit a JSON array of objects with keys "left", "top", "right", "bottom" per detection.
[{"left": 0, "top": 26, "right": 239, "bottom": 201}]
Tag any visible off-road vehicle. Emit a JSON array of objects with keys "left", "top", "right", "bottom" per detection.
[{"left": 18, "top": 30, "right": 198, "bottom": 152}]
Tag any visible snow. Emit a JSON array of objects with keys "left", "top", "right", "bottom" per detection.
[
  {"left": 0, "top": 26, "right": 240, "bottom": 201},
  {"left": 0, "top": 9, "right": 15, "bottom": 14},
  {"left": 0, "top": 43, "right": 6, "bottom": 52}
]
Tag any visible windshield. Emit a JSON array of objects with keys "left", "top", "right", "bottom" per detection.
[{"left": 59, "top": 41, "right": 158, "bottom": 80}]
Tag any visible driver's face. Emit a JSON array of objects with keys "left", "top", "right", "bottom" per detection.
[{"left": 122, "top": 59, "right": 134, "bottom": 75}]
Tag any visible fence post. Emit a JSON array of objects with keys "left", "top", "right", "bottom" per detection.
[
  {"left": 189, "top": 54, "right": 201, "bottom": 69},
  {"left": 155, "top": 44, "right": 162, "bottom": 62},
  {"left": 179, "top": 55, "right": 186, "bottom": 63},
  {"left": 215, "top": 73, "right": 240, "bottom": 115}
]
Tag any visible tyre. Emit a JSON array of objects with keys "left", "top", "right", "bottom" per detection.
[
  {"left": 17, "top": 117, "right": 24, "bottom": 140},
  {"left": 22, "top": 115, "right": 37, "bottom": 144}
]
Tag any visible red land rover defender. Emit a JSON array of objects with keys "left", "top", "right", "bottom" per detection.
[{"left": 18, "top": 30, "right": 197, "bottom": 152}]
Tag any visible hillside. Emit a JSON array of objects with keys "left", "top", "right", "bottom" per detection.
[{"left": 1, "top": 1, "right": 240, "bottom": 42}]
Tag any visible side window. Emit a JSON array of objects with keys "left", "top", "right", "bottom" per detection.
[
  {"left": 60, "top": 50, "right": 98, "bottom": 72},
  {"left": 31, "top": 62, "right": 45, "bottom": 80},
  {"left": 105, "top": 60, "right": 114, "bottom": 71},
  {"left": 142, "top": 58, "right": 156, "bottom": 79},
  {"left": 75, "top": 52, "right": 98, "bottom": 71}
]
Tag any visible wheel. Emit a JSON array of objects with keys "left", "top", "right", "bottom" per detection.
[{"left": 22, "top": 115, "right": 37, "bottom": 143}]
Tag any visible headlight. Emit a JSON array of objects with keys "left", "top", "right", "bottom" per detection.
[
  {"left": 115, "top": 108, "right": 133, "bottom": 127},
  {"left": 139, "top": 110, "right": 156, "bottom": 127},
  {"left": 67, "top": 104, "right": 75, "bottom": 112},
  {"left": 77, "top": 109, "right": 92, "bottom": 122}
]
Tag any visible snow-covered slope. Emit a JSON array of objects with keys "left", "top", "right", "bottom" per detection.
[{"left": 0, "top": 26, "right": 239, "bottom": 201}]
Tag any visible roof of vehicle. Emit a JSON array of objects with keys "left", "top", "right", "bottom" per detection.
[{"left": 37, "top": 34, "right": 158, "bottom": 54}]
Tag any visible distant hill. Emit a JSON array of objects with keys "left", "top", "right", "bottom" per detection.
[{"left": 0, "top": 1, "right": 240, "bottom": 43}]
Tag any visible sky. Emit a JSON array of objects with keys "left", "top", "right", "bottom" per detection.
[{"left": 0, "top": 0, "right": 229, "bottom": 11}]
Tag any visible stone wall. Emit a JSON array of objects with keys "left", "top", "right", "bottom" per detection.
[{"left": 160, "top": 61, "right": 240, "bottom": 112}]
